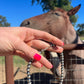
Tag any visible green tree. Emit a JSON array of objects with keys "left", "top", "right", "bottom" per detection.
[
  {"left": 0, "top": 15, "right": 10, "bottom": 27},
  {"left": 76, "top": 23, "right": 84, "bottom": 36},
  {"left": 31, "top": 0, "right": 78, "bottom": 26}
]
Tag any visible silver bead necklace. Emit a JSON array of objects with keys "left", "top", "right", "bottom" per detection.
[{"left": 27, "top": 44, "right": 64, "bottom": 84}]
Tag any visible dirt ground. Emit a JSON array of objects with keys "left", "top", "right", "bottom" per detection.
[{"left": 0, "top": 64, "right": 53, "bottom": 84}]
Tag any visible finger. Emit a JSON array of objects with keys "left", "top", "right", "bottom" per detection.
[
  {"left": 32, "top": 61, "right": 43, "bottom": 68},
  {"left": 15, "top": 41, "right": 53, "bottom": 69},
  {"left": 14, "top": 50, "right": 43, "bottom": 68},
  {"left": 14, "top": 50, "right": 30, "bottom": 62},
  {"left": 29, "top": 40, "right": 63, "bottom": 53},
  {"left": 29, "top": 29, "right": 64, "bottom": 46}
]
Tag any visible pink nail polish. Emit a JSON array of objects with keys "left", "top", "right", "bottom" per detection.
[
  {"left": 62, "top": 42, "right": 64, "bottom": 46},
  {"left": 33, "top": 53, "right": 41, "bottom": 61},
  {"left": 51, "top": 65, "right": 53, "bottom": 68},
  {"left": 41, "top": 64, "right": 43, "bottom": 67}
]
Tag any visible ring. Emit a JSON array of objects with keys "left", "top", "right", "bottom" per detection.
[{"left": 33, "top": 53, "right": 41, "bottom": 61}]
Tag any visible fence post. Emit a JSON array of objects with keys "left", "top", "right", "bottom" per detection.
[{"left": 5, "top": 55, "right": 14, "bottom": 84}]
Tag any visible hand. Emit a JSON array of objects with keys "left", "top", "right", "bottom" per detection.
[{"left": 0, "top": 27, "right": 64, "bottom": 69}]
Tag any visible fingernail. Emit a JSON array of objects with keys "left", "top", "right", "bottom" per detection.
[
  {"left": 50, "top": 65, "right": 53, "bottom": 69},
  {"left": 51, "top": 65, "right": 53, "bottom": 68},
  {"left": 62, "top": 42, "right": 64, "bottom": 46},
  {"left": 33, "top": 53, "right": 41, "bottom": 61},
  {"left": 41, "top": 64, "right": 43, "bottom": 67}
]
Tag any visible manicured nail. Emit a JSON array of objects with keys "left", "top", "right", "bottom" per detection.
[
  {"left": 62, "top": 42, "right": 64, "bottom": 46},
  {"left": 33, "top": 53, "right": 41, "bottom": 61},
  {"left": 41, "top": 64, "right": 43, "bottom": 67},
  {"left": 51, "top": 65, "right": 53, "bottom": 69}
]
